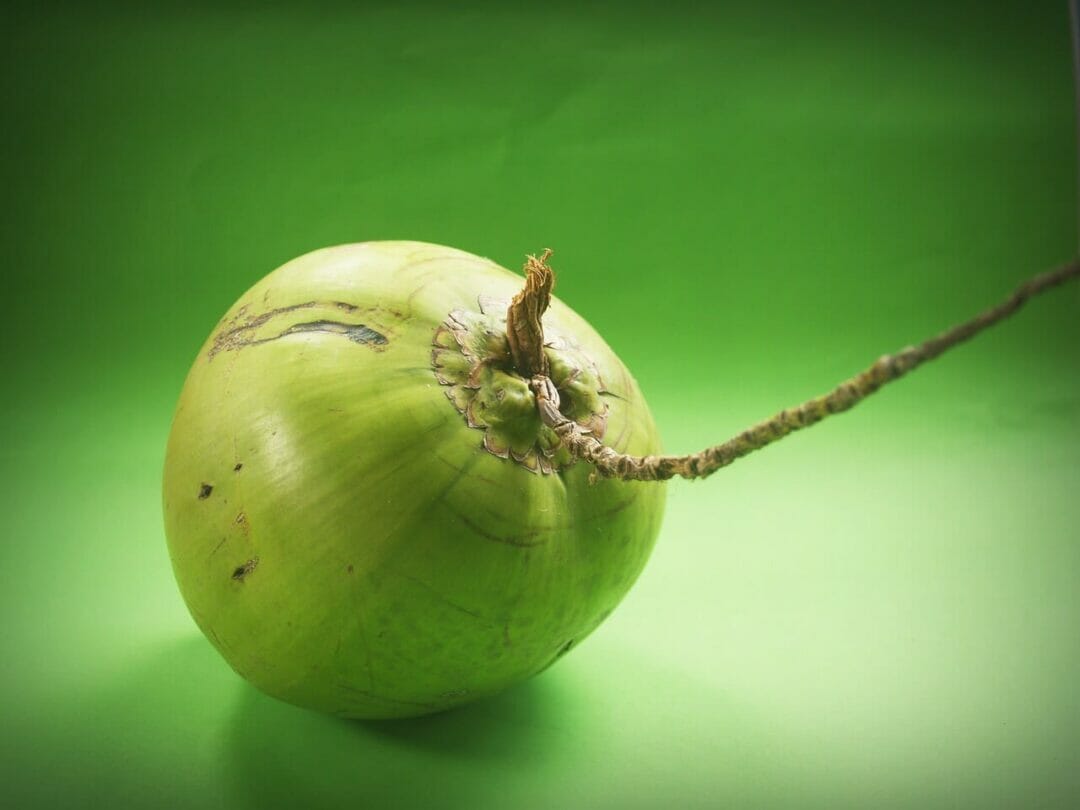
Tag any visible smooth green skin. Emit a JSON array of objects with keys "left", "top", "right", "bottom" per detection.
[{"left": 163, "top": 241, "right": 665, "bottom": 718}]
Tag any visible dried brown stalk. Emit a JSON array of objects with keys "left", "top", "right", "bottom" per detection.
[{"left": 505, "top": 248, "right": 554, "bottom": 378}]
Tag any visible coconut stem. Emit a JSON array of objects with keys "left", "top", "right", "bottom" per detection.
[
  {"left": 506, "top": 249, "right": 555, "bottom": 378},
  {"left": 527, "top": 258, "right": 1080, "bottom": 482}
]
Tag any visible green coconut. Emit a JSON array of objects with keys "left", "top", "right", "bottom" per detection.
[
  {"left": 164, "top": 240, "right": 1079, "bottom": 720},
  {"left": 163, "top": 241, "right": 666, "bottom": 719}
]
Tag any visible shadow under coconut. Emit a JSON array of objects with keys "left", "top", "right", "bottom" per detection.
[
  {"left": 57, "top": 631, "right": 587, "bottom": 810},
  {"left": 58, "top": 625, "right": 852, "bottom": 809},
  {"left": 41, "top": 634, "right": 248, "bottom": 810},
  {"left": 225, "top": 664, "right": 589, "bottom": 810},
  {"left": 221, "top": 638, "right": 794, "bottom": 810}
]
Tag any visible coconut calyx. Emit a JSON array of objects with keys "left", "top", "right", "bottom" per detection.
[{"left": 431, "top": 250, "right": 609, "bottom": 474}]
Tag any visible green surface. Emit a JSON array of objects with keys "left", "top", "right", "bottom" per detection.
[{"left": 2, "top": 1, "right": 1078, "bottom": 807}]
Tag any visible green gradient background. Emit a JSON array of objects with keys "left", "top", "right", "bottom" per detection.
[{"left": 3, "top": 1, "right": 1079, "bottom": 807}]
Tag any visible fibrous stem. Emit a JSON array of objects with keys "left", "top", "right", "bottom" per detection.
[{"left": 524, "top": 256, "right": 1080, "bottom": 482}]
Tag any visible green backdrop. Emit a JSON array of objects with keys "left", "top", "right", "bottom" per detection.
[{"left": 3, "top": 1, "right": 1078, "bottom": 807}]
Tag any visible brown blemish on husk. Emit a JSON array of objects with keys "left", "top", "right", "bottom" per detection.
[
  {"left": 208, "top": 300, "right": 393, "bottom": 360},
  {"left": 198, "top": 483, "right": 213, "bottom": 499},
  {"left": 232, "top": 557, "right": 259, "bottom": 582},
  {"left": 213, "top": 319, "right": 386, "bottom": 357}
]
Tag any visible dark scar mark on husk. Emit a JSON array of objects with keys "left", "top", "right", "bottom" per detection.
[
  {"left": 236, "top": 320, "right": 387, "bottom": 350},
  {"left": 598, "top": 389, "right": 627, "bottom": 402},
  {"left": 214, "top": 320, "right": 387, "bottom": 357},
  {"left": 232, "top": 557, "right": 259, "bottom": 582},
  {"left": 207, "top": 301, "right": 388, "bottom": 359}
]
